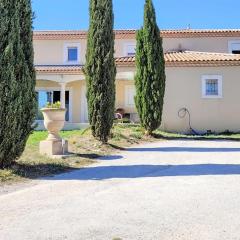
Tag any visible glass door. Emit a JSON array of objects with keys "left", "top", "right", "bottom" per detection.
[
  {"left": 37, "top": 90, "right": 70, "bottom": 121},
  {"left": 36, "top": 91, "right": 53, "bottom": 120}
]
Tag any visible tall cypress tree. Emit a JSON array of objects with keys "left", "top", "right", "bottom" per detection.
[
  {"left": 135, "top": 0, "right": 166, "bottom": 135},
  {"left": 0, "top": 0, "right": 36, "bottom": 168},
  {"left": 85, "top": 0, "right": 116, "bottom": 143}
]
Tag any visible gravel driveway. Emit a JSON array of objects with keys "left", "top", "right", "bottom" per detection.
[{"left": 1, "top": 140, "right": 240, "bottom": 240}]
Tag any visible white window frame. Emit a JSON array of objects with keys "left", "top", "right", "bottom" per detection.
[
  {"left": 64, "top": 42, "right": 81, "bottom": 64},
  {"left": 124, "top": 42, "right": 136, "bottom": 56},
  {"left": 201, "top": 75, "right": 223, "bottom": 99},
  {"left": 228, "top": 40, "right": 240, "bottom": 54},
  {"left": 125, "top": 85, "right": 136, "bottom": 107}
]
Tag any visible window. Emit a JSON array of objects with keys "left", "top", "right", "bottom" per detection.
[
  {"left": 201, "top": 75, "right": 222, "bottom": 98},
  {"left": 125, "top": 86, "right": 136, "bottom": 107},
  {"left": 228, "top": 41, "right": 240, "bottom": 54},
  {"left": 64, "top": 43, "right": 80, "bottom": 64},
  {"left": 124, "top": 43, "right": 136, "bottom": 56},
  {"left": 205, "top": 79, "right": 218, "bottom": 95},
  {"left": 68, "top": 47, "right": 78, "bottom": 61}
]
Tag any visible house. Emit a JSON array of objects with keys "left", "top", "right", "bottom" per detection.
[{"left": 34, "top": 29, "right": 240, "bottom": 133}]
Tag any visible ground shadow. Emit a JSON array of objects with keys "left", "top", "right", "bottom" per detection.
[
  {"left": 99, "top": 155, "right": 123, "bottom": 161},
  {"left": 73, "top": 153, "right": 123, "bottom": 161},
  {"left": 126, "top": 147, "right": 240, "bottom": 152},
  {"left": 108, "top": 143, "right": 125, "bottom": 151},
  {"left": 10, "top": 162, "right": 74, "bottom": 179},
  {"left": 73, "top": 153, "right": 102, "bottom": 159},
  {"left": 51, "top": 164, "right": 240, "bottom": 181}
]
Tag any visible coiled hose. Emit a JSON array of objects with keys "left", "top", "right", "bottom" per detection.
[{"left": 178, "top": 108, "right": 199, "bottom": 135}]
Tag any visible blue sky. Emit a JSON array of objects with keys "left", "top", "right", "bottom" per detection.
[{"left": 32, "top": 0, "right": 240, "bottom": 30}]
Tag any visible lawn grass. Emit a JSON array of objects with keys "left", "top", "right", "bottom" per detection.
[
  {"left": 1, "top": 124, "right": 240, "bottom": 185},
  {"left": 27, "top": 130, "right": 86, "bottom": 146},
  {"left": 155, "top": 130, "right": 240, "bottom": 141},
  {"left": 0, "top": 124, "right": 151, "bottom": 185}
]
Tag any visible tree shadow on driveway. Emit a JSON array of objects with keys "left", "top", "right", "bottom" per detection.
[
  {"left": 51, "top": 164, "right": 240, "bottom": 181},
  {"left": 73, "top": 153, "right": 123, "bottom": 161}
]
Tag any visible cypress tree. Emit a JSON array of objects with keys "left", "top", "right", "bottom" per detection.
[
  {"left": 0, "top": 0, "right": 37, "bottom": 168},
  {"left": 135, "top": 0, "right": 166, "bottom": 135},
  {"left": 85, "top": 0, "right": 116, "bottom": 143}
]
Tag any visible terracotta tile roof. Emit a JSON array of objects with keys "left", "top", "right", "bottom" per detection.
[
  {"left": 33, "top": 30, "right": 137, "bottom": 40},
  {"left": 33, "top": 31, "right": 87, "bottom": 40},
  {"left": 161, "top": 29, "right": 240, "bottom": 38},
  {"left": 166, "top": 51, "right": 240, "bottom": 62},
  {"left": 35, "top": 51, "right": 240, "bottom": 74},
  {"left": 35, "top": 65, "right": 83, "bottom": 74},
  {"left": 115, "top": 51, "right": 240, "bottom": 67},
  {"left": 115, "top": 56, "right": 136, "bottom": 64},
  {"left": 33, "top": 29, "right": 240, "bottom": 40}
]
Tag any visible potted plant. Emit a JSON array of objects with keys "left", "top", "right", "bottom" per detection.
[{"left": 40, "top": 101, "right": 68, "bottom": 156}]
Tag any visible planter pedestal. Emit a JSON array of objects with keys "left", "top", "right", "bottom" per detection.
[
  {"left": 40, "top": 139, "right": 68, "bottom": 156},
  {"left": 39, "top": 108, "right": 68, "bottom": 157}
]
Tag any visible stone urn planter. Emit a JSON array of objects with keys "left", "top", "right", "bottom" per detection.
[{"left": 39, "top": 107, "right": 68, "bottom": 157}]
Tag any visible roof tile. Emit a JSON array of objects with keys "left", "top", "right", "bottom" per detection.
[
  {"left": 35, "top": 51, "right": 240, "bottom": 74},
  {"left": 33, "top": 29, "right": 240, "bottom": 40},
  {"left": 115, "top": 51, "right": 240, "bottom": 67}
]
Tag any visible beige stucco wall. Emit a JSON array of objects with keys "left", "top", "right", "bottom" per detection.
[
  {"left": 36, "top": 80, "right": 59, "bottom": 88},
  {"left": 34, "top": 39, "right": 87, "bottom": 65},
  {"left": 163, "top": 37, "right": 240, "bottom": 53},
  {"left": 67, "top": 80, "right": 85, "bottom": 123},
  {"left": 33, "top": 36, "right": 240, "bottom": 65},
  {"left": 115, "top": 37, "right": 240, "bottom": 55},
  {"left": 162, "top": 66, "right": 240, "bottom": 133},
  {"left": 33, "top": 38, "right": 133, "bottom": 64},
  {"left": 114, "top": 39, "right": 136, "bottom": 57}
]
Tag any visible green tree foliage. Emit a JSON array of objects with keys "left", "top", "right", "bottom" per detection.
[
  {"left": 0, "top": 0, "right": 37, "bottom": 168},
  {"left": 135, "top": 0, "right": 166, "bottom": 135},
  {"left": 85, "top": 0, "right": 116, "bottom": 143}
]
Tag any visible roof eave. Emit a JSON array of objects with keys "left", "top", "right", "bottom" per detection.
[{"left": 115, "top": 61, "right": 240, "bottom": 68}]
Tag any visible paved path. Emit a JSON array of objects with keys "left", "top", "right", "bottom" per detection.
[{"left": 1, "top": 140, "right": 240, "bottom": 240}]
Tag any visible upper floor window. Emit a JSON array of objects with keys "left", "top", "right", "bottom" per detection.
[
  {"left": 68, "top": 47, "right": 78, "bottom": 61},
  {"left": 201, "top": 75, "right": 223, "bottom": 98},
  {"left": 124, "top": 43, "right": 136, "bottom": 56},
  {"left": 64, "top": 43, "right": 80, "bottom": 64},
  {"left": 228, "top": 41, "right": 240, "bottom": 54}
]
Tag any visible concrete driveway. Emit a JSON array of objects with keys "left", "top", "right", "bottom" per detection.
[{"left": 1, "top": 140, "right": 240, "bottom": 240}]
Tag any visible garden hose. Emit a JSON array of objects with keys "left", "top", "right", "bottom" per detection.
[{"left": 178, "top": 108, "right": 199, "bottom": 135}]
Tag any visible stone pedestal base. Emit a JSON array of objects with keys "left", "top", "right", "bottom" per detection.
[{"left": 40, "top": 140, "right": 68, "bottom": 157}]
